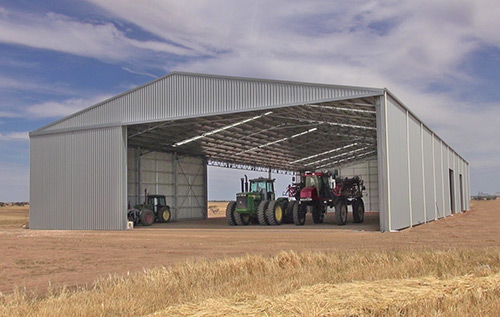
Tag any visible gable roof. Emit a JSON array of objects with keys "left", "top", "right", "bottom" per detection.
[{"left": 31, "top": 72, "right": 383, "bottom": 136}]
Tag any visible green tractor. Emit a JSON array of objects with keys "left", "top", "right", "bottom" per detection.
[
  {"left": 128, "top": 190, "right": 172, "bottom": 226},
  {"left": 226, "top": 176, "right": 289, "bottom": 226}
]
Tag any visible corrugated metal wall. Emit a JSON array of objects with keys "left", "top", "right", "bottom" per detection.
[
  {"left": 383, "top": 94, "right": 470, "bottom": 231},
  {"left": 30, "top": 126, "right": 127, "bottom": 230},
  {"left": 339, "top": 158, "right": 379, "bottom": 212},
  {"left": 127, "top": 148, "right": 206, "bottom": 219},
  {"left": 37, "top": 73, "right": 382, "bottom": 133}
]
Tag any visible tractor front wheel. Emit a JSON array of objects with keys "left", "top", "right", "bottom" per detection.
[
  {"left": 335, "top": 200, "right": 348, "bottom": 226},
  {"left": 266, "top": 200, "right": 282, "bottom": 225},
  {"left": 140, "top": 209, "right": 155, "bottom": 226},
  {"left": 157, "top": 206, "right": 171, "bottom": 223},
  {"left": 352, "top": 198, "right": 365, "bottom": 223},
  {"left": 235, "top": 212, "right": 251, "bottom": 226},
  {"left": 226, "top": 201, "right": 237, "bottom": 226},
  {"left": 257, "top": 200, "right": 270, "bottom": 225},
  {"left": 293, "top": 202, "right": 306, "bottom": 225}
]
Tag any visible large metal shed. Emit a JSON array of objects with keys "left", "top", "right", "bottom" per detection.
[{"left": 29, "top": 72, "right": 470, "bottom": 231}]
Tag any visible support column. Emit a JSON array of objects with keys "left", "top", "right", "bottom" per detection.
[
  {"left": 203, "top": 158, "right": 208, "bottom": 219},
  {"left": 172, "top": 152, "right": 178, "bottom": 220},
  {"left": 376, "top": 93, "right": 390, "bottom": 232},
  {"left": 136, "top": 147, "right": 141, "bottom": 206}
]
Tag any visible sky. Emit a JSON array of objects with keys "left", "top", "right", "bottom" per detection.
[{"left": 0, "top": 0, "right": 499, "bottom": 201}]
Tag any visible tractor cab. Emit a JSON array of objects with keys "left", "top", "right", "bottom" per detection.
[
  {"left": 146, "top": 195, "right": 167, "bottom": 214},
  {"left": 249, "top": 178, "right": 276, "bottom": 201},
  {"left": 300, "top": 172, "right": 334, "bottom": 201}
]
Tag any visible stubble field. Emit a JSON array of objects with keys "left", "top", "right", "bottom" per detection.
[{"left": 0, "top": 200, "right": 499, "bottom": 316}]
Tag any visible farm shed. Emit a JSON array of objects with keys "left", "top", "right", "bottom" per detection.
[{"left": 29, "top": 72, "right": 470, "bottom": 231}]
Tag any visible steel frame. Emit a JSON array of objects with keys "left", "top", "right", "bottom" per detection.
[{"left": 127, "top": 97, "right": 378, "bottom": 173}]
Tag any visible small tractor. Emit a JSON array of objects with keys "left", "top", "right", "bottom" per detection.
[
  {"left": 127, "top": 190, "right": 172, "bottom": 226},
  {"left": 294, "top": 171, "right": 366, "bottom": 226},
  {"left": 226, "top": 176, "right": 289, "bottom": 226}
]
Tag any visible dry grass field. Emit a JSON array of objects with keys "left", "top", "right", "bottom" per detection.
[
  {"left": 207, "top": 201, "right": 229, "bottom": 218},
  {"left": 0, "top": 200, "right": 500, "bottom": 316},
  {"left": 0, "top": 205, "right": 29, "bottom": 228}
]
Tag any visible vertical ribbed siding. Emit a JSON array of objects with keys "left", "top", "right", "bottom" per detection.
[
  {"left": 383, "top": 95, "right": 471, "bottom": 231},
  {"left": 386, "top": 95, "right": 411, "bottom": 230},
  {"left": 434, "top": 136, "right": 444, "bottom": 219},
  {"left": 30, "top": 126, "right": 126, "bottom": 230},
  {"left": 408, "top": 114, "right": 425, "bottom": 225},
  {"left": 39, "top": 73, "right": 380, "bottom": 132}
]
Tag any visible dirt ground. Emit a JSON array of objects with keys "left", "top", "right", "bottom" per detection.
[{"left": 0, "top": 200, "right": 499, "bottom": 295}]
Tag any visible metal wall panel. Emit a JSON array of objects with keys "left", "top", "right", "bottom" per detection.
[
  {"left": 386, "top": 96, "right": 411, "bottom": 230},
  {"left": 408, "top": 115, "right": 425, "bottom": 225},
  {"left": 35, "top": 72, "right": 382, "bottom": 133},
  {"left": 30, "top": 126, "right": 127, "bottom": 230},
  {"left": 434, "top": 137, "right": 445, "bottom": 218},
  {"left": 339, "top": 158, "right": 379, "bottom": 212},
  {"left": 382, "top": 95, "right": 468, "bottom": 231},
  {"left": 175, "top": 155, "right": 206, "bottom": 219},
  {"left": 422, "top": 127, "right": 436, "bottom": 221},
  {"left": 443, "top": 145, "right": 451, "bottom": 217},
  {"left": 127, "top": 148, "right": 206, "bottom": 219}
]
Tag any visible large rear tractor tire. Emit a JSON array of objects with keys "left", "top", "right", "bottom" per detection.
[
  {"left": 279, "top": 200, "right": 289, "bottom": 224},
  {"left": 140, "top": 209, "right": 155, "bottom": 226},
  {"left": 312, "top": 204, "right": 324, "bottom": 224},
  {"left": 335, "top": 200, "right": 348, "bottom": 226},
  {"left": 226, "top": 201, "right": 237, "bottom": 226},
  {"left": 257, "top": 200, "right": 270, "bottom": 225},
  {"left": 284, "top": 201, "right": 296, "bottom": 224},
  {"left": 266, "top": 200, "right": 283, "bottom": 226},
  {"left": 293, "top": 202, "right": 306, "bottom": 226},
  {"left": 352, "top": 198, "right": 365, "bottom": 223},
  {"left": 157, "top": 206, "right": 172, "bottom": 223},
  {"left": 234, "top": 212, "right": 251, "bottom": 226}
]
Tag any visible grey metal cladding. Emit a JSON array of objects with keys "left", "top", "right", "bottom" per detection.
[
  {"left": 434, "top": 136, "right": 444, "bottom": 219},
  {"left": 386, "top": 95, "right": 411, "bottom": 230},
  {"left": 30, "top": 126, "right": 127, "bottom": 230},
  {"left": 408, "top": 114, "right": 425, "bottom": 225},
  {"left": 34, "top": 72, "right": 383, "bottom": 133},
  {"left": 383, "top": 94, "right": 471, "bottom": 231},
  {"left": 422, "top": 127, "right": 435, "bottom": 222}
]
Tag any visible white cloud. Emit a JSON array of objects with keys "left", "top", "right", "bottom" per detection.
[
  {"left": 122, "top": 67, "right": 157, "bottom": 78},
  {"left": 0, "top": 111, "right": 20, "bottom": 118},
  {"left": 0, "top": 8, "right": 199, "bottom": 62},
  {"left": 0, "top": 131, "right": 29, "bottom": 141},
  {"left": 25, "top": 95, "right": 111, "bottom": 118}
]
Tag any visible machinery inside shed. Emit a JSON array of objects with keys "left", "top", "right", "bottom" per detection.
[{"left": 125, "top": 96, "right": 380, "bottom": 226}]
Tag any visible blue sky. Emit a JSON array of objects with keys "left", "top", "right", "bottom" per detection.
[{"left": 0, "top": 0, "right": 499, "bottom": 201}]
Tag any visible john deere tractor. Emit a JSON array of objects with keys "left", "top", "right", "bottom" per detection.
[
  {"left": 226, "top": 176, "right": 288, "bottom": 226},
  {"left": 128, "top": 190, "right": 172, "bottom": 226}
]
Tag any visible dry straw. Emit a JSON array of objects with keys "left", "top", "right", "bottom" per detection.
[{"left": 1, "top": 249, "right": 500, "bottom": 316}]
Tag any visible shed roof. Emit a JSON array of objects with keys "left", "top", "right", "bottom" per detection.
[{"left": 31, "top": 72, "right": 383, "bottom": 135}]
